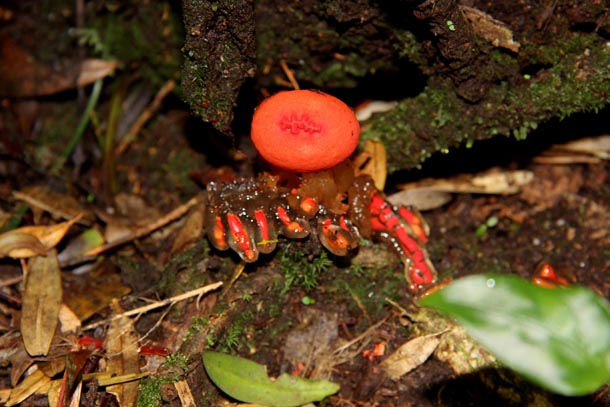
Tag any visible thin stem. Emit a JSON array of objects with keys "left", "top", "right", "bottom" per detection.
[{"left": 51, "top": 78, "right": 104, "bottom": 174}]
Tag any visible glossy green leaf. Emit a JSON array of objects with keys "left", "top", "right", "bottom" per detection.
[
  {"left": 202, "top": 351, "right": 339, "bottom": 407},
  {"left": 419, "top": 274, "right": 610, "bottom": 396}
]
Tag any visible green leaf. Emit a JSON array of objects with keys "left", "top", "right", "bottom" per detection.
[
  {"left": 419, "top": 274, "right": 610, "bottom": 396},
  {"left": 202, "top": 351, "right": 340, "bottom": 407}
]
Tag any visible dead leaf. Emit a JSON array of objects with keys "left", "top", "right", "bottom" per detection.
[
  {"left": 21, "top": 251, "right": 63, "bottom": 356},
  {"left": 82, "top": 372, "right": 149, "bottom": 387},
  {"left": 105, "top": 300, "right": 141, "bottom": 407},
  {"left": 13, "top": 186, "right": 93, "bottom": 225},
  {"left": 387, "top": 188, "right": 453, "bottom": 211},
  {"left": 0, "top": 215, "right": 82, "bottom": 259},
  {"left": 0, "top": 388, "right": 10, "bottom": 404},
  {"left": 5, "top": 367, "right": 51, "bottom": 406},
  {"left": 397, "top": 169, "right": 533, "bottom": 197},
  {"left": 57, "top": 228, "right": 105, "bottom": 267},
  {"left": 356, "top": 140, "right": 387, "bottom": 191},
  {"left": 460, "top": 5, "right": 520, "bottom": 52},
  {"left": 170, "top": 205, "right": 204, "bottom": 254},
  {"left": 58, "top": 304, "right": 81, "bottom": 335},
  {"left": 4, "top": 334, "right": 30, "bottom": 386},
  {"left": 354, "top": 100, "right": 398, "bottom": 122},
  {"left": 534, "top": 134, "right": 610, "bottom": 164},
  {"left": 283, "top": 308, "right": 339, "bottom": 379},
  {"left": 77, "top": 59, "right": 119, "bottom": 88},
  {"left": 45, "top": 379, "right": 61, "bottom": 407},
  {"left": 63, "top": 269, "right": 131, "bottom": 321},
  {"left": 0, "top": 232, "right": 46, "bottom": 258},
  {"left": 37, "top": 358, "right": 67, "bottom": 379},
  {"left": 0, "top": 33, "right": 118, "bottom": 97},
  {"left": 379, "top": 332, "right": 443, "bottom": 380}
]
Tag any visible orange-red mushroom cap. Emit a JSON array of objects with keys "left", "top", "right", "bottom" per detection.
[{"left": 251, "top": 90, "right": 360, "bottom": 172}]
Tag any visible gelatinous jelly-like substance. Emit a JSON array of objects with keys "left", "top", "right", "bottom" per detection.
[
  {"left": 205, "top": 169, "right": 436, "bottom": 291},
  {"left": 279, "top": 113, "right": 322, "bottom": 136}
]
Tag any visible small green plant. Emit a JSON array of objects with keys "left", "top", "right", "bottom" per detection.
[
  {"left": 475, "top": 216, "right": 499, "bottom": 239},
  {"left": 202, "top": 351, "right": 339, "bottom": 406},
  {"left": 420, "top": 274, "right": 610, "bottom": 396},
  {"left": 163, "top": 353, "right": 190, "bottom": 379},
  {"left": 278, "top": 243, "right": 332, "bottom": 293},
  {"left": 221, "top": 322, "right": 242, "bottom": 352}
]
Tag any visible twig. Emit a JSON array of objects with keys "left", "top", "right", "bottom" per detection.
[
  {"left": 279, "top": 60, "right": 300, "bottom": 90},
  {"left": 0, "top": 275, "right": 23, "bottom": 289},
  {"left": 115, "top": 79, "right": 176, "bottom": 157},
  {"left": 83, "top": 195, "right": 201, "bottom": 258},
  {"left": 332, "top": 313, "right": 391, "bottom": 355},
  {"left": 82, "top": 281, "right": 223, "bottom": 330},
  {"left": 219, "top": 261, "right": 246, "bottom": 298}
]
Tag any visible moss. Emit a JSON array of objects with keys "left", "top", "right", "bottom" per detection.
[
  {"left": 363, "top": 33, "right": 610, "bottom": 171},
  {"left": 136, "top": 376, "right": 171, "bottom": 407},
  {"left": 278, "top": 243, "right": 333, "bottom": 293},
  {"left": 92, "top": 2, "right": 183, "bottom": 87},
  {"left": 163, "top": 353, "right": 190, "bottom": 376}
]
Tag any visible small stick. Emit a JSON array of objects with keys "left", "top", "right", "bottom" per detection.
[
  {"left": 115, "top": 79, "right": 176, "bottom": 157},
  {"left": 333, "top": 313, "right": 391, "bottom": 355},
  {"left": 83, "top": 195, "right": 200, "bottom": 258},
  {"left": 0, "top": 275, "right": 23, "bottom": 289},
  {"left": 279, "top": 60, "right": 300, "bottom": 90},
  {"left": 220, "top": 261, "right": 246, "bottom": 298},
  {"left": 82, "top": 281, "right": 223, "bottom": 330}
]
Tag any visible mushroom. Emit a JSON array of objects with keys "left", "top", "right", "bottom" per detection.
[{"left": 251, "top": 90, "right": 360, "bottom": 173}]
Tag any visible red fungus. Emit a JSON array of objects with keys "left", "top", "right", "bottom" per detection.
[{"left": 251, "top": 90, "right": 360, "bottom": 173}]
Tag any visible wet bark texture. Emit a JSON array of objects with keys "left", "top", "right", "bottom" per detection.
[
  {"left": 182, "top": 0, "right": 610, "bottom": 170},
  {"left": 182, "top": 0, "right": 257, "bottom": 135}
]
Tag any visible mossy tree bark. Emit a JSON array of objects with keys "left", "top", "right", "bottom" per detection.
[{"left": 182, "top": 0, "right": 610, "bottom": 170}]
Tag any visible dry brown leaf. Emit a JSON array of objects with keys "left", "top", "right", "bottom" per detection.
[
  {"left": 21, "top": 251, "right": 63, "bottom": 357},
  {"left": 356, "top": 139, "right": 387, "bottom": 191},
  {"left": 8, "top": 343, "right": 34, "bottom": 387},
  {"left": 77, "top": 59, "right": 119, "bottom": 88},
  {"left": 0, "top": 33, "right": 117, "bottom": 97},
  {"left": 0, "top": 232, "right": 46, "bottom": 258},
  {"left": 81, "top": 372, "right": 149, "bottom": 387},
  {"left": 534, "top": 134, "right": 610, "bottom": 164},
  {"left": 387, "top": 188, "right": 453, "bottom": 211},
  {"left": 170, "top": 205, "right": 204, "bottom": 254},
  {"left": 45, "top": 380, "right": 62, "bottom": 407},
  {"left": 0, "top": 215, "right": 82, "bottom": 259},
  {"left": 379, "top": 332, "right": 443, "bottom": 380},
  {"left": 105, "top": 300, "right": 141, "bottom": 407},
  {"left": 5, "top": 367, "right": 51, "bottom": 406},
  {"left": 63, "top": 270, "right": 131, "bottom": 321},
  {"left": 58, "top": 304, "right": 81, "bottom": 334},
  {"left": 398, "top": 169, "right": 533, "bottom": 196},
  {"left": 391, "top": 169, "right": 533, "bottom": 210},
  {"left": 13, "top": 186, "right": 93, "bottom": 225},
  {"left": 0, "top": 388, "right": 10, "bottom": 404},
  {"left": 460, "top": 5, "right": 520, "bottom": 52},
  {"left": 37, "top": 358, "right": 66, "bottom": 379},
  {"left": 354, "top": 100, "right": 398, "bottom": 122},
  {"left": 57, "top": 228, "right": 105, "bottom": 266}
]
